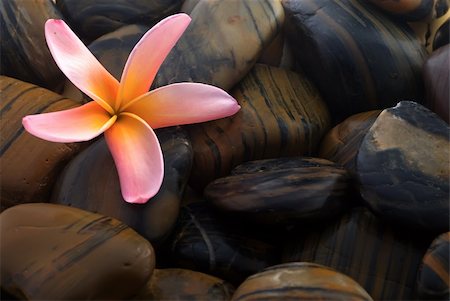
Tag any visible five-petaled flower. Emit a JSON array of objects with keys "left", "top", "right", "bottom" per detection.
[{"left": 22, "top": 14, "right": 240, "bottom": 204}]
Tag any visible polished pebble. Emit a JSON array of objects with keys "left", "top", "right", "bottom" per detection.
[
  {"left": 52, "top": 127, "right": 192, "bottom": 245},
  {"left": 232, "top": 262, "right": 373, "bottom": 301},
  {"left": 283, "top": 0, "right": 427, "bottom": 122},
  {"left": 188, "top": 64, "right": 330, "bottom": 190},
  {"left": 134, "top": 268, "right": 234, "bottom": 301},
  {"left": 0, "top": 76, "right": 83, "bottom": 210},
  {"left": 283, "top": 207, "right": 431, "bottom": 300},
  {"left": 153, "top": 0, "right": 284, "bottom": 91},
  {"left": 416, "top": 232, "right": 450, "bottom": 300},
  {"left": 319, "top": 110, "right": 381, "bottom": 171},
  {"left": 0, "top": 203, "right": 155, "bottom": 300},
  {"left": 0, "top": 0, "right": 63, "bottom": 90},
  {"left": 357, "top": 101, "right": 449, "bottom": 232},
  {"left": 205, "top": 157, "right": 350, "bottom": 225}
]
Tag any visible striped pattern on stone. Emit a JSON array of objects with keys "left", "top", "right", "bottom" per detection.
[
  {"left": 188, "top": 64, "right": 330, "bottom": 190},
  {"left": 282, "top": 207, "right": 432, "bottom": 300},
  {"left": 0, "top": 76, "right": 82, "bottom": 210},
  {"left": 153, "top": 0, "right": 285, "bottom": 91},
  {"left": 283, "top": 0, "right": 427, "bottom": 122},
  {"left": 231, "top": 262, "right": 373, "bottom": 301}
]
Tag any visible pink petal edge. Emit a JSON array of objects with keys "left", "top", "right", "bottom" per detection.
[
  {"left": 116, "top": 13, "right": 191, "bottom": 109},
  {"left": 123, "top": 82, "right": 241, "bottom": 129},
  {"left": 104, "top": 112, "right": 164, "bottom": 204},
  {"left": 45, "top": 19, "right": 119, "bottom": 114},
  {"left": 22, "top": 102, "right": 116, "bottom": 143}
]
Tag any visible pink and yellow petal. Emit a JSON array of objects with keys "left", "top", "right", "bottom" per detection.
[
  {"left": 123, "top": 83, "right": 241, "bottom": 129},
  {"left": 45, "top": 19, "right": 118, "bottom": 114},
  {"left": 104, "top": 113, "right": 164, "bottom": 204},
  {"left": 22, "top": 102, "right": 116, "bottom": 143},
  {"left": 116, "top": 13, "right": 191, "bottom": 108}
]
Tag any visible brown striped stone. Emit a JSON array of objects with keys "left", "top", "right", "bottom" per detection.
[
  {"left": 319, "top": 110, "right": 381, "bottom": 171},
  {"left": 0, "top": 76, "right": 83, "bottom": 210},
  {"left": 356, "top": 101, "right": 450, "bottom": 232},
  {"left": 368, "top": 0, "right": 433, "bottom": 20},
  {"left": 169, "top": 202, "right": 279, "bottom": 284},
  {"left": 282, "top": 207, "right": 431, "bottom": 300},
  {"left": 52, "top": 127, "right": 192, "bottom": 245},
  {"left": 0, "top": 203, "right": 154, "bottom": 300},
  {"left": 205, "top": 157, "right": 351, "bottom": 225},
  {"left": 55, "top": 0, "right": 182, "bottom": 41},
  {"left": 134, "top": 268, "right": 235, "bottom": 301},
  {"left": 416, "top": 232, "right": 450, "bottom": 300},
  {"left": 283, "top": 0, "right": 427, "bottom": 122},
  {"left": 231, "top": 262, "right": 373, "bottom": 301},
  {"left": 63, "top": 24, "right": 150, "bottom": 103},
  {"left": 423, "top": 45, "right": 449, "bottom": 123},
  {"left": 188, "top": 64, "right": 330, "bottom": 190},
  {"left": 0, "top": 0, "right": 63, "bottom": 90},
  {"left": 153, "top": 0, "right": 284, "bottom": 91}
]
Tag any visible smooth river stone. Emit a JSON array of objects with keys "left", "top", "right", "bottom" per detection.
[
  {"left": 188, "top": 64, "right": 330, "bottom": 190},
  {"left": 152, "top": 0, "right": 284, "bottom": 91},
  {"left": 169, "top": 202, "right": 279, "bottom": 284},
  {"left": 416, "top": 232, "right": 450, "bottom": 300},
  {"left": 232, "top": 262, "right": 373, "bottom": 301},
  {"left": 134, "top": 268, "right": 235, "bottom": 301},
  {"left": 283, "top": 0, "right": 427, "bottom": 122},
  {"left": 423, "top": 45, "right": 449, "bottom": 123},
  {"left": 0, "top": 203, "right": 155, "bottom": 300},
  {"left": 52, "top": 127, "right": 192, "bottom": 245},
  {"left": 433, "top": 18, "right": 449, "bottom": 49},
  {"left": 319, "top": 110, "right": 381, "bottom": 171},
  {"left": 356, "top": 101, "right": 450, "bottom": 232},
  {"left": 0, "top": 76, "right": 82, "bottom": 210},
  {"left": 368, "top": 0, "right": 433, "bottom": 20},
  {"left": 0, "top": 0, "right": 63, "bottom": 90},
  {"left": 205, "top": 157, "right": 350, "bottom": 225},
  {"left": 283, "top": 207, "right": 431, "bottom": 301},
  {"left": 63, "top": 24, "right": 149, "bottom": 103},
  {"left": 55, "top": 0, "right": 182, "bottom": 41}
]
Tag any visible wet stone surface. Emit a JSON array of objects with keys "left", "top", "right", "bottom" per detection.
[
  {"left": 0, "top": 203, "right": 155, "bottom": 300},
  {"left": 188, "top": 64, "right": 330, "bottom": 190},
  {"left": 232, "top": 262, "right": 373, "bottom": 301},
  {"left": 205, "top": 157, "right": 351, "bottom": 225},
  {"left": 52, "top": 127, "right": 192, "bottom": 245},
  {"left": 0, "top": 76, "right": 83, "bottom": 211},
  {"left": 357, "top": 101, "right": 450, "bottom": 232},
  {"left": 283, "top": 0, "right": 427, "bottom": 122}
]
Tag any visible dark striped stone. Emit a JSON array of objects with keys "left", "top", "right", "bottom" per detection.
[
  {"left": 356, "top": 101, "right": 450, "bottom": 232},
  {"left": 188, "top": 64, "right": 330, "bottom": 190},
  {"left": 63, "top": 24, "right": 149, "bottom": 103},
  {"left": 283, "top": 207, "right": 432, "bottom": 300},
  {"left": 319, "top": 110, "right": 381, "bottom": 171},
  {"left": 153, "top": 0, "right": 284, "bottom": 91},
  {"left": 0, "top": 0, "right": 63, "bottom": 90},
  {"left": 368, "top": 0, "right": 433, "bottom": 21},
  {"left": 134, "top": 268, "right": 235, "bottom": 301},
  {"left": 283, "top": 0, "right": 427, "bottom": 122},
  {"left": 56, "top": 0, "right": 182, "bottom": 41},
  {"left": 231, "top": 262, "right": 373, "bottom": 301},
  {"left": 205, "top": 157, "right": 351, "bottom": 225},
  {"left": 169, "top": 202, "right": 279, "bottom": 284},
  {"left": 433, "top": 18, "right": 449, "bottom": 50},
  {"left": 416, "top": 232, "right": 450, "bottom": 300},
  {"left": 0, "top": 76, "right": 83, "bottom": 210},
  {"left": 0, "top": 203, "right": 154, "bottom": 300},
  {"left": 52, "top": 127, "right": 192, "bottom": 245},
  {"left": 423, "top": 44, "right": 449, "bottom": 123}
]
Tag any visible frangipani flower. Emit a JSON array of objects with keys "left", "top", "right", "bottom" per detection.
[{"left": 22, "top": 14, "right": 240, "bottom": 204}]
